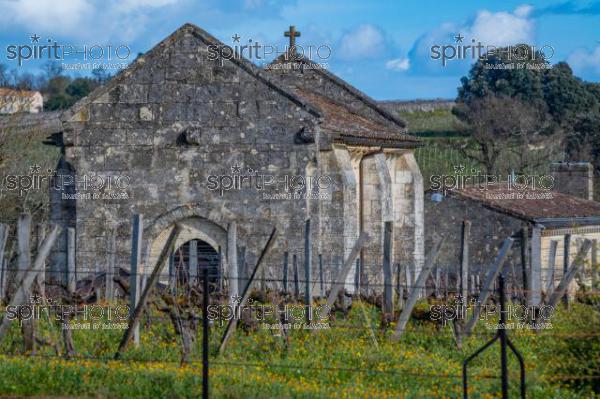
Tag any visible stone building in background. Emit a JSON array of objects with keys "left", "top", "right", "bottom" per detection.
[
  {"left": 550, "top": 162, "right": 594, "bottom": 201},
  {"left": 425, "top": 163, "right": 600, "bottom": 305},
  {"left": 47, "top": 23, "right": 424, "bottom": 296},
  {"left": 0, "top": 88, "right": 43, "bottom": 114}
]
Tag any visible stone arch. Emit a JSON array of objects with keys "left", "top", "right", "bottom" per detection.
[
  {"left": 172, "top": 238, "right": 221, "bottom": 288},
  {"left": 142, "top": 204, "right": 230, "bottom": 277}
]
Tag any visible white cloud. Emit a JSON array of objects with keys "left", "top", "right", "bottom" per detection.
[
  {"left": 567, "top": 46, "right": 600, "bottom": 76},
  {"left": 115, "top": 0, "right": 178, "bottom": 13},
  {"left": 0, "top": 0, "right": 180, "bottom": 40},
  {"left": 514, "top": 4, "right": 534, "bottom": 18},
  {"left": 385, "top": 57, "right": 410, "bottom": 71},
  {"left": 338, "top": 24, "right": 385, "bottom": 60},
  {"left": 468, "top": 5, "right": 534, "bottom": 46},
  {"left": 407, "top": 4, "right": 536, "bottom": 74},
  {"left": 3, "top": 0, "right": 94, "bottom": 36}
]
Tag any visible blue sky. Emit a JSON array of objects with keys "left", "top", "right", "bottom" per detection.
[{"left": 0, "top": 0, "right": 599, "bottom": 100}]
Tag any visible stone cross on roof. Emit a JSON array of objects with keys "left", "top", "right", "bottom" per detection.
[{"left": 284, "top": 25, "right": 301, "bottom": 58}]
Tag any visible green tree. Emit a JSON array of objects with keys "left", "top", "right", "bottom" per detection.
[
  {"left": 43, "top": 76, "right": 72, "bottom": 111},
  {"left": 457, "top": 44, "right": 546, "bottom": 105},
  {"left": 543, "top": 62, "right": 598, "bottom": 128},
  {"left": 65, "top": 77, "right": 96, "bottom": 98},
  {"left": 43, "top": 76, "right": 100, "bottom": 111},
  {"left": 454, "top": 45, "right": 600, "bottom": 173}
]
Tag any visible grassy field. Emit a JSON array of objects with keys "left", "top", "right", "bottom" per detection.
[
  {"left": 397, "top": 109, "right": 462, "bottom": 137},
  {"left": 396, "top": 109, "right": 571, "bottom": 193},
  {"left": 0, "top": 110, "right": 597, "bottom": 398},
  {"left": 0, "top": 124, "right": 61, "bottom": 224},
  {"left": 0, "top": 296, "right": 598, "bottom": 398}
]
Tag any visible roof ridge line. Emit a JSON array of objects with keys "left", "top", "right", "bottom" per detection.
[
  {"left": 279, "top": 57, "right": 408, "bottom": 129},
  {"left": 61, "top": 23, "right": 322, "bottom": 123}
]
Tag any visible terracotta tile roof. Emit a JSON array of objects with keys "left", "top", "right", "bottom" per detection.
[
  {"left": 266, "top": 55, "right": 422, "bottom": 148},
  {"left": 450, "top": 184, "right": 600, "bottom": 223},
  {"left": 295, "top": 88, "right": 421, "bottom": 147}
]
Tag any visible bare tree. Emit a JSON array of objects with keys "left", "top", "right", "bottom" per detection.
[
  {"left": 0, "top": 64, "right": 10, "bottom": 87},
  {"left": 42, "top": 62, "right": 63, "bottom": 81},
  {"left": 0, "top": 95, "right": 59, "bottom": 222},
  {"left": 449, "top": 95, "right": 559, "bottom": 175}
]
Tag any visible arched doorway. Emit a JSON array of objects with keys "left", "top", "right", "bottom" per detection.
[
  {"left": 171, "top": 239, "right": 220, "bottom": 292},
  {"left": 144, "top": 212, "right": 229, "bottom": 288}
]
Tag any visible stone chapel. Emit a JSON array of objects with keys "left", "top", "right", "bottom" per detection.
[{"left": 47, "top": 23, "right": 425, "bottom": 295}]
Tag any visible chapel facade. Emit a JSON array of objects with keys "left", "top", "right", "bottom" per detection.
[{"left": 48, "top": 23, "right": 425, "bottom": 295}]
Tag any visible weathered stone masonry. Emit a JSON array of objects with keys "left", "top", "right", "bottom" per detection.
[{"left": 49, "top": 24, "right": 425, "bottom": 295}]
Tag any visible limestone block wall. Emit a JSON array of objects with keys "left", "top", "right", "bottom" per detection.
[
  {"left": 425, "top": 194, "right": 599, "bottom": 299},
  {"left": 361, "top": 155, "right": 384, "bottom": 292},
  {"left": 540, "top": 227, "right": 600, "bottom": 293},
  {"left": 330, "top": 146, "right": 359, "bottom": 292},
  {"left": 323, "top": 147, "right": 425, "bottom": 295},
  {"left": 424, "top": 194, "right": 523, "bottom": 278},
  {"left": 550, "top": 162, "right": 594, "bottom": 201},
  {"left": 49, "top": 25, "right": 424, "bottom": 297},
  {"left": 55, "top": 28, "right": 329, "bottom": 289},
  {"left": 388, "top": 152, "right": 424, "bottom": 284},
  {"left": 315, "top": 149, "right": 349, "bottom": 291}
]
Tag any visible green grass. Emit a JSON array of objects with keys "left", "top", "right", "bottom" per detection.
[
  {"left": 0, "top": 297, "right": 598, "bottom": 398},
  {"left": 404, "top": 110, "right": 567, "bottom": 189},
  {"left": 398, "top": 109, "right": 481, "bottom": 188},
  {"left": 398, "top": 109, "right": 462, "bottom": 137},
  {"left": 0, "top": 125, "right": 61, "bottom": 223}
]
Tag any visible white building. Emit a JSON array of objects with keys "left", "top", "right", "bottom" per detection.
[{"left": 0, "top": 88, "right": 43, "bottom": 114}]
